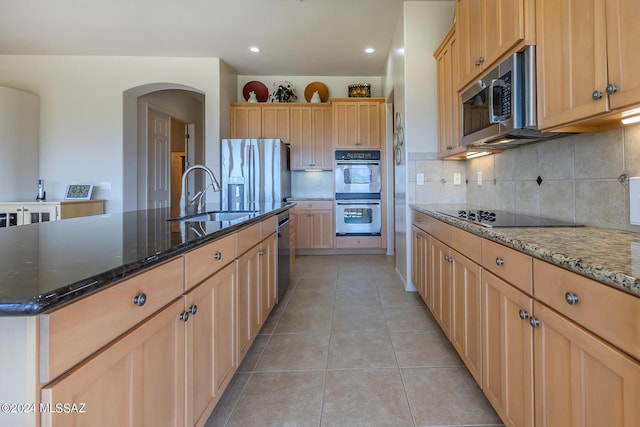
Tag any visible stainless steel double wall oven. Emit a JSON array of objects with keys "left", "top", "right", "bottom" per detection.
[{"left": 334, "top": 150, "right": 382, "bottom": 236}]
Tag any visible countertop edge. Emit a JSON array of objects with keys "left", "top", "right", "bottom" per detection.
[
  {"left": 410, "top": 204, "right": 640, "bottom": 298},
  {"left": 0, "top": 204, "right": 293, "bottom": 316}
]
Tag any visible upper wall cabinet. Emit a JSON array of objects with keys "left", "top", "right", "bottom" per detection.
[
  {"left": 290, "top": 104, "right": 333, "bottom": 170},
  {"left": 536, "top": 0, "right": 640, "bottom": 130},
  {"left": 230, "top": 104, "right": 290, "bottom": 142},
  {"left": 332, "top": 98, "right": 384, "bottom": 149},
  {"left": 435, "top": 26, "right": 464, "bottom": 159},
  {"left": 456, "top": 0, "right": 535, "bottom": 91}
]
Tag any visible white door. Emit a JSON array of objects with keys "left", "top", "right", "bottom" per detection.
[{"left": 148, "top": 109, "right": 171, "bottom": 209}]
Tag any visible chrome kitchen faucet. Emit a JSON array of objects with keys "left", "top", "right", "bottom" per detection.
[{"left": 179, "top": 165, "right": 221, "bottom": 216}]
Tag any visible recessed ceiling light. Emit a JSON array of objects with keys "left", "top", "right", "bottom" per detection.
[
  {"left": 249, "top": 46, "right": 261, "bottom": 53},
  {"left": 363, "top": 47, "right": 376, "bottom": 54}
]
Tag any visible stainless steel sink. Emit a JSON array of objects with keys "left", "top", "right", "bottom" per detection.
[{"left": 167, "top": 210, "right": 258, "bottom": 222}]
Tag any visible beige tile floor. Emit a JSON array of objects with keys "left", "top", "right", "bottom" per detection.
[{"left": 206, "top": 254, "right": 504, "bottom": 427}]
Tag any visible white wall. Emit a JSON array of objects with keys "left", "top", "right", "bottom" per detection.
[
  {"left": 0, "top": 86, "right": 39, "bottom": 201},
  {"left": 0, "top": 56, "right": 225, "bottom": 213},
  {"left": 384, "top": 1, "right": 455, "bottom": 288}
]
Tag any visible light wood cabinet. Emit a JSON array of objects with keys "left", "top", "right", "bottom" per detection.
[
  {"left": 0, "top": 200, "right": 105, "bottom": 227},
  {"left": 185, "top": 262, "right": 236, "bottom": 427},
  {"left": 41, "top": 299, "right": 186, "bottom": 427},
  {"left": 332, "top": 99, "right": 384, "bottom": 149},
  {"left": 451, "top": 248, "right": 483, "bottom": 384},
  {"left": 536, "top": 0, "right": 640, "bottom": 130},
  {"left": 289, "top": 213, "right": 296, "bottom": 277},
  {"left": 482, "top": 270, "right": 534, "bottom": 427},
  {"left": 457, "top": 0, "right": 534, "bottom": 90},
  {"left": 434, "top": 26, "right": 463, "bottom": 158},
  {"left": 230, "top": 104, "right": 262, "bottom": 139},
  {"left": 260, "top": 232, "right": 277, "bottom": 323},
  {"left": 430, "top": 237, "right": 453, "bottom": 339},
  {"left": 230, "top": 104, "right": 291, "bottom": 141},
  {"left": 532, "top": 302, "right": 640, "bottom": 427},
  {"left": 290, "top": 104, "right": 333, "bottom": 170},
  {"left": 411, "top": 225, "right": 430, "bottom": 301},
  {"left": 291, "top": 201, "right": 333, "bottom": 250}
]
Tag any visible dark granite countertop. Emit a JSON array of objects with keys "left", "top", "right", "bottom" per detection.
[
  {"left": 0, "top": 202, "right": 292, "bottom": 316},
  {"left": 411, "top": 204, "right": 640, "bottom": 298}
]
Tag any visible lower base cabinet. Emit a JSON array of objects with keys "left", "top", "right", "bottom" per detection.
[
  {"left": 185, "top": 262, "right": 236, "bottom": 427},
  {"left": 532, "top": 302, "right": 640, "bottom": 427},
  {"left": 41, "top": 299, "right": 186, "bottom": 427},
  {"left": 482, "top": 270, "right": 534, "bottom": 427}
]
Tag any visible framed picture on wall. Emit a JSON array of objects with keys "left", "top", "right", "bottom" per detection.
[{"left": 64, "top": 184, "right": 93, "bottom": 200}]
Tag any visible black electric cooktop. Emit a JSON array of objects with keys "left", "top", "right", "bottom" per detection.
[{"left": 437, "top": 209, "right": 585, "bottom": 228}]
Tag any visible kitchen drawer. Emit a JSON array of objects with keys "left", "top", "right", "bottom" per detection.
[
  {"left": 430, "top": 218, "right": 451, "bottom": 245},
  {"left": 291, "top": 200, "right": 333, "bottom": 211},
  {"left": 261, "top": 215, "right": 277, "bottom": 239},
  {"left": 39, "top": 257, "right": 184, "bottom": 383},
  {"left": 237, "top": 222, "right": 261, "bottom": 256},
  {"left": 534, "top": 259, "right": 640, "bottom": 360},
  {"left": 450, "top": 226, "right": 481, "bottom": 264},
  {"left": 336, "top": 235, "right": 381, "bottom": 249},
  {"left": 412, "top": 210, "right": 431, "bottom": 233},
  {"left": 482, "top": 240, "right": 532, "bottom": 295},
  {"left": 185, "top": 233, "right": 237, "bottom": 289}
]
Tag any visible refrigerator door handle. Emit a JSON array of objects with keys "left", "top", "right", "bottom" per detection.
[{"left": 249, "top": 144, "right": 254, "bottom": 205}]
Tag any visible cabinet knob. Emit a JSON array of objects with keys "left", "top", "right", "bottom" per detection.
[
  {"left": 564, "top": 292, "right": 580, "bottom": 305},
  {"left": 479, "top": 56, "right": 485, "bottom": 63},
  {"left": 355, "top": 142, "right": 362, "bottom": 146},
  {"left": 606, "top": 84, "right": 618, "bottom": 95},
  {"left": 495, "top": 257, "right": 505, "bottom": 266},
  {"left": 259, "top": 249, "right": 266, "bottom": 256},
  {"left": 447, "top": 145, "right": 453, "bottom": 150},
  {"left": 214, "top": 252, "right": 222, "bottom": 261},
  {"left": 179, "top": 311, "right": 189, "bottom": 322},
  {"left": 518, "top": 309, "right": 529, "bottom": 320},
  {"left": 187, "top": 304, "right": 198, "bottom": 316},
  {"left": 417, "top": 234, "right": 422, "bottom": 240},
  {"left": 529, "top": 317, "right": 540, "bottom": 328},
  {"left": 132, "top": 293, "right": 147, "bottom": 307},
  {"left": 592, "top": 90, "right": 604, "bottom": 100}
]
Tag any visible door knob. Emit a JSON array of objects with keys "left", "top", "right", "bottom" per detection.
[
  {"left": 592, "top": 90, "right": 604, "bottom": 100},
  {"left": 518, "top": 309, "right": 529, "bottom": 320},
  {"left": 133, "top": 293, "right": 147, "bottom": 307},
  {"left": 606, "top": 84, "right": 618, "bottom": 95},
  {"left": 564, "top": 292, "right": 579, "bottom": 305}
]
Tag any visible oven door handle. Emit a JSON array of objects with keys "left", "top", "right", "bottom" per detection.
[
  {"left": 337, "top": 201, "right": 381, "bottom": 206},
  {"left": 335, "top": 162, "right": 381, "bottom": 166},
  {"left": 489, "top": 78, "right": 507, "bottom": 124}
]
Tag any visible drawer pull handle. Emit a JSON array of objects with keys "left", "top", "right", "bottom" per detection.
[
  {"left": 529, "top": 317, "right": 540, "bottom": 328},
  {"left": 179, "top": 311, "right": 190, "bottom": 322},
  {"left": 518, "top": 309, "right": 529, "bottom": 320},
  {"left": 565, "top": 292, "right": 580, "bottom": 305},
  {"left": 132, "top": 293, "right": 147, "bottom": 307},
  {"left": 495, "top": 257, "right": 505, "bottom": 266},
  {"left": 187, "top": 304, "right": 198, "bottom": 316},
  {"left": 214, "top": 252, "right": 222, "bottom": 260}
]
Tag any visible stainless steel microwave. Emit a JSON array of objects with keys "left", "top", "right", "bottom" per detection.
[{"left": 461, "top": 46, "right": 563, "bottom": 148}]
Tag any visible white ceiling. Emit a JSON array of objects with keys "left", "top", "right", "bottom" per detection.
[{"left": 0, "top": 0, "right": 438, "bottom": 76}]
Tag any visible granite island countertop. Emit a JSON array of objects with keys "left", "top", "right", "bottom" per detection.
[
  {"left": 0, "top": 202, "right": 293, "bottom": 316},
  {"left": 411, "top": 204, "right": 640, "bottom": 298}
]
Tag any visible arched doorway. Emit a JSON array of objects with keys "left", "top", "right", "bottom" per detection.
[{"left": 123, "top": 83, "right": 205, "bottom": 212}]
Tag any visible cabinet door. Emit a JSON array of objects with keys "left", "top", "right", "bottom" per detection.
[
  {"left": 605, "top": 0, "right": 640, "bottom": 111},
  {"left": 536, "top": 0, "right": 609, "bottom": 130},
  {"left": 260, "top": 232, "right": 277, "bottom": 323},
  {"left": 430, "top": 238, "right": 452, "bottom": 338},
  {"left": 41, "top": 300, "right": 185, "bottom": 427},
  {"left": 411, "top": 226, "right": 430, "bottom": 303},
  {"left": 310, "top": 210, "right": 333, "bottom": 249},
  {"left": 482, "top": 0, "right": 526, "bottom": 71},
  {"left": 333, "top": 102, "right": 359, "bottom": 148},
  {"left": 185, "top": 263, "right": 236, "bottom": 427},
  {"left": 533, "top": 302, "right": 640, "bottom": 427},
  {"left": 312, "top": 105, "right": 334, "bottom": 169},
  {"left": 457, "top": 0, "right": 483, "bottom": 89},
  {"left": 293, "top": 211, "right": 312, "bottom": 249},
  {"left": 290, "top": 105, "right": 314, "bottom": 170},
  {"left": 482, "top": 270, "right": 534, "bottom": 427},
  {"left": 357, "top": 102, "right": 382, "bottom": 148},
  {"left": 231, "top": 105, "right": 262, "bottom": 139},
  {"left": 236, "top": 245, "right": 261, "bottom": 361},
  {"left": 436, "top": 29, "right": 462, "bottom": 158},
  {"left": 262, "top": 105, "right": 290, "bottom": 142},
  {"left": 451, "top": 249, "right": 482, "bottom": 385}
]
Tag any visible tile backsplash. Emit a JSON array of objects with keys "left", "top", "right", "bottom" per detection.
[{"left": 409, "top": 122, "right": 640, "bottom": 232}]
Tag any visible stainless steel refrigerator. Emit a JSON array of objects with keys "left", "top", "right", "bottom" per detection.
[{"left": 221, "top": 139, "right": 291, "bottom": 211}]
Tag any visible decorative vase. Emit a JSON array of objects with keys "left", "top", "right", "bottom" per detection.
[
  {"left": 247, "top": 91, "right": 258, "bottom": 103},
  {"left": 310, "top": 91, "right": 321, "bottom": 103}
]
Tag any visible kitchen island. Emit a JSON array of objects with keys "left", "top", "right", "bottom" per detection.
[
  {"left": 0, "top": 202, "right": 292, "bottom": 427},
  {"left": 410, "top": 204, "right": 639, "bottom": 427}
]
